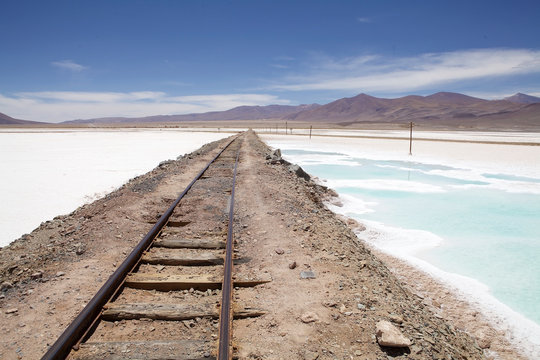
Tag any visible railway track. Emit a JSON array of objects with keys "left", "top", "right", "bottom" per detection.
[{"left": 42, "top": 133, "right": 269, "bottom": 360}]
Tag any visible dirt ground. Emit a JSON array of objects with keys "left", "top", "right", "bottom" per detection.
[{"left": 0, "top": 130, "right": 522, "bottom": 359}]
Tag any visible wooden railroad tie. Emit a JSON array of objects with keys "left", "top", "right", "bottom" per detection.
[
  {"left": 74, "top": 340, "right": 214, "bottom": 360},
  {"left": 125, "top": 273, "right": 272, "bottom": 291},
  {"left": 102, "top": 302, "right": 265, "bottom": 321},
  {"left": 141, "top": 249, "right": 226, "bottom": 266},
  {"left": 154, "top": 238, "right": 226, "bottom": 249}
]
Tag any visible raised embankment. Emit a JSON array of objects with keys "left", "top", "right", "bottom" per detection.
[{"left": 1, "top": 130, "right": 486, "bottom": 359}]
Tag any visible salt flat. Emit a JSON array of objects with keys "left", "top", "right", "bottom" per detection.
[
  {"left": 261, "top": 131, "right": 540, "bottom": 178},
  {"left": 0, "top": 128, "right": 231, "bottom": 247}
]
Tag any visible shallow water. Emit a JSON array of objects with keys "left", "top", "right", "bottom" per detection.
[{"left": 285, "top": 148, "right": 540, "bottom": 323}]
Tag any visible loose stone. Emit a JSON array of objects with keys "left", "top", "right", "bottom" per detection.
[
  {"left": 301, "top": 312, "right": 320, "bottom": 323},
  {"left": 375, "top": 320, "right": 411, "bottom": 348},
  {"left": 1, "top": 281, "right": 13, "bottom": 291},
  {"left": 300, "top": 270, "right": 316, "bottom": 279}
]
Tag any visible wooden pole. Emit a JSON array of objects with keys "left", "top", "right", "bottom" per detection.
[
  {"left": 309, "top": 125, "right": 312, "bottom": 139},
  {"left": 409, "top": 121, "right": 413, "bottom": 155},
  {"left": 285, "top": 121, "right": 288, "bottom": 135}
]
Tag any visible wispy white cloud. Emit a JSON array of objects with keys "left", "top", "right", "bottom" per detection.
[
  {"left": 269, "top": 48, "right": 540, "bottom": 94},
  {"left": 274, "top": 55, "right": 295, "bottom": 62},
  {"left": 51, "top": 60, "right": 88, "bottom": 72},
  {"left": 270, "top": 64, "right": 289, "bottom": 69},
  {"left": 0, "top": 92, "right": 290, "bottom": 123},
  {"left": 16, "top": 91, "right": 167, "bottom": 103},
  {"left": 357, "top": 17, "right": 372, "bottom": 23},
  {"left": 271, "top": 55, "right": 295, "bottom": 69}
]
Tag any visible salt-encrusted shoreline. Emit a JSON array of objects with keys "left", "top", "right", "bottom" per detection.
[
  {"left": 324, "top": 194, "right": 536, "bottom": 360},
  {"left": 365, "top": 246, "right": 534, "bottom": 360}
]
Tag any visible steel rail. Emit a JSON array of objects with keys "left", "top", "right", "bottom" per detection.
[
  {"left": 41, "top": 135, "right": 240, "bottom": 360},
  {"left": 217, "top": 145, "right": 240, "bottom": 360}
]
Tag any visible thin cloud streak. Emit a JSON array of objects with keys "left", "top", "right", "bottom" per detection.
[
  {"left": 0, "top": 92, "right": 290, "bottom": 123},
  {"left": 51, "top": 60, "right": 88, "bottom": 72},
  {"left": 357, "top": 17, "right": 372, "bottom": 23},
  {"left": 269, "top": 49, "right": 540, "bottom": 94}
]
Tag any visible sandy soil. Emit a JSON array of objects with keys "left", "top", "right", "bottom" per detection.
[{"left": 0, "top": 131, "right": 498, "bottom": 359}]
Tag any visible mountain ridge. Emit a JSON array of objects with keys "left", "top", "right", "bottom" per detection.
[
  {"left": 2, "top": 92, "right": 540, "bottom": 129},
  {"left": 283, "top": 92, "right": 540, "bottom": 129},
  {"left": 504, "top": 93, "right": 540, "bottom": 104},
  {"left": 63, "top": 104, "right": 321, "bottom": 124},
  {"left": 0, "top": 112, "right": 48, "bottom": 125}
]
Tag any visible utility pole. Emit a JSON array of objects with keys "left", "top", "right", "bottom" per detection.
[
  {"left": 309, "top": 125, "right": 312, "bottom": 139},
  {"left": 409, "top": 121, "right": 414, "bottom": 155}
]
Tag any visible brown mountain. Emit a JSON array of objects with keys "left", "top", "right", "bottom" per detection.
[
  {"left": 504, "top": 93, "right": 540, "bottom": 104},
  {"left": 284, "top": 92, "right": 540, "bottom": 129},
  {"left": 63, "top": 104, "right": 320, "bottom": 124},
  {"left": 0, "top": 112, "right": 47, "bottom": 125}
]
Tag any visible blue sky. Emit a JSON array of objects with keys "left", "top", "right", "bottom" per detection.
[{"left": 1, "top": 0, "right": 540, "bottom": 122}]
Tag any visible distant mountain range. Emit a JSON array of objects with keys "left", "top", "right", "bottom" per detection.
[
  {"left": 1, "top": 92, "right": 540, "bottom": 129},
  {"left": 0, "top": 112, "right": 46, "bottom": 125},
  {"left": 62, "top": 104, "right": 321, "bottom": 124},
  {"left": 284, "top": 92, "right": 540, "bottom": 129},
  {"left": 503, "top": 92, "right": 540, "bottom": 104}
]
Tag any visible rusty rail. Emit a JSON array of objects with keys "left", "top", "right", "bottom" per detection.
[
  {"left": 217, "top": 146, "right": 240, "bottom": 360},
  {"left": 41, "top": 135, "right": 240, "bottom": 360}
]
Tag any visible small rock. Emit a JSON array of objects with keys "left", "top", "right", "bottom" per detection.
[
  {"left": 375, "top": 320, "right": 411, "bottom": 348},
  {"left": 288, "top": 164, "right": 311, "bottom": 181},
  {"left": 288, "top": 261, "right": 297, "bottom": 269},
  {"left": 1, "top": 281, "right": 13, "bottom": 291},
  {"left": 300, "top": 312, "right": 319, "bottom": 323},
  {"left": 5, "top": 308, "right": 18, "bottom": 314},
  {"left": 275, "top": 248, "right": 284, "bottom": 255},
  {"left": 300, "top": 270, "right": 316, "bottom": 279},
  {"left": 354, "top": 350, "right": 362, "bottom": 356},
  {"left": 304, "top": 350, "right": 319, "bottom": 360},
  {"left": 474, "top": 329, "right": 493, "bottom": 349},
  {"left": 324, "top": 301, "right": 337, "bottom": 308},
  {"left": 270, "top": 149, "right": 282, "bottom": 160},
  {"left": 388, "top": 313, "right": 404, "bottom": 324},
  {"left": 31, "top": 272, "right": 43, "bottom": 280},
  {"left": 357, "top": 303, "right": 366, "bottom": 310},
  {"left": 56, "top": 271, "right": 65, "bottom": 277},
  {"left": 75, "top": 246, "right": 85, "bottom": 255}
]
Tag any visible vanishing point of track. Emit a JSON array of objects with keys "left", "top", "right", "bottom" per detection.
[{"left": 42, "top": 133, "right": 268, "bottom": 360}]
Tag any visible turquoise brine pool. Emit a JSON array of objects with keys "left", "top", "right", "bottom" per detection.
[{"left": 282, "top": 149, "right": 540, "bottom": 326}]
